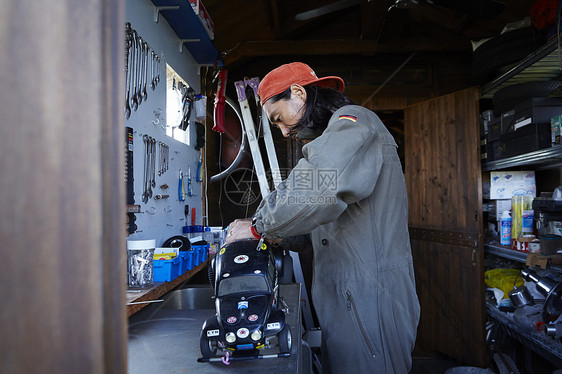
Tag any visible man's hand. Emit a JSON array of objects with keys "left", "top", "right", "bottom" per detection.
[
  {"left": 225, "top": 218, "right": 283, "bottom": 244},
  {"left": 225, "top": 218, "right": 253, "bottom": 244}
]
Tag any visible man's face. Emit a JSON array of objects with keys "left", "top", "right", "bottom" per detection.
[{"left": 262, "top": 84, "right": 306, "bottom": 139}]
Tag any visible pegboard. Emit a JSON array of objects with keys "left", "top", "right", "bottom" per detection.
[{"left": 125, "top": 0, "right": 204, "bottom": 246}]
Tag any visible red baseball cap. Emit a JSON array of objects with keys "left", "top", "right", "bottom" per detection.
[{"left": 258, "top": 62, "right": 345, "bottom": 104}]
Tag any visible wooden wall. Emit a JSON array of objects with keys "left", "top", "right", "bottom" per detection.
[{"left": 0, "top": 1, "right": 127, "bottom": 373}]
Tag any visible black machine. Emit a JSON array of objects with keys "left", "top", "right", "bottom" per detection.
[{"left": 198, "top": 239, "right": 293, "bottom": 362}]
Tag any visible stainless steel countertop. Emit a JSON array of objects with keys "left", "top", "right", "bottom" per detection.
[{"left": 128, "top": 283, "right": 303, "bottom": 373}]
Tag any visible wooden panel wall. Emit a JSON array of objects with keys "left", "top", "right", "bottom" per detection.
[
  {"left": 0, "top": 1, "right": 127, "bottom": 373},
  {"left": 406, "top": 88, "right": 482, "bottom": 230},
  {"left": 404, "top": 87, "right": 487, "bottom": 366}
]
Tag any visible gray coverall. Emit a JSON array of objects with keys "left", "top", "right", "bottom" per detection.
[{"left": 252, "top": 105, "right": 420, "bottom": 373}]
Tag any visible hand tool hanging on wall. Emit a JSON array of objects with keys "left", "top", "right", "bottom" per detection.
[
  {"left": 178, "top": 169, "right": 185, "bottom": 201},
  {"left": 131, "top": 30, "right": 140, "bottom": 111},
  {"left": 124, "top": 23, "right": 161, "bottom": 117},
  {"left": 176, "top": 81, "right": 196, "bottom": 131},
  {"left": 150, "top": 137, "right": 156, "bottom": 193},
  {"left": 142, "top": 135, "right": 150, "bottom": 203},
  {"left": 157, "top": 141, "right": 169, "bottom": 177},
  {"left": 124, "top": 23, "right": 133, "bottom": 119},
  {"left": 187, "top": 167, "right": 193, "bottom": 197},
  {"left": 196, "top": 153, "right": 203, "bottom": 182}
]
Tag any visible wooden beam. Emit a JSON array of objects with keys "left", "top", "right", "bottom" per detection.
[
  {"left": 223, "top": 37, "right": 471, "bottom": 65},
  {"left": 263, "top": 0, "right": 281, "bottom": 37},
  {"left": 360, "top": 0, "right": 393, "bottom": 40}
]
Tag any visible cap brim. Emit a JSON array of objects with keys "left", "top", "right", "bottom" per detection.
[{"left": 310, "top": 76, "right": 345, "bottom": 92}]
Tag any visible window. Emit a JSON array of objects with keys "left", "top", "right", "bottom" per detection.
[
  {"left": 218, "top": 275, "right": 269, "bottom": 297},
  {"left": 166, "top": 64, "right": 194, "bottom": 146}
]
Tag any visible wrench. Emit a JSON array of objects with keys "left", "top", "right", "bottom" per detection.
[
  {"left": 151, "top": 137, "right": 156, "bottom": 189},
  {"left": 131, "top": 31, "right": 139, "bottom": 111},
  {"left": 150, "top": 51, "right": 156, "bottom": 90},
  {"left": 157, "top": 141, "right": 161, "bottom": 177},
  {"left": 142, "top": 135, "right": 149, "bottom": 203},
  {"left": 142, "top": 41, "right": 149, "bottom": 101},
  {"left": 124, "top": 24, "right": 132, "bottom": 118},
  {"left": 155, "top": 55, "right": 160, "bottom": 85},
  {"left": 147, "top": 137, "right": 153, "bottom": 199},
  {"left": 136, "top": 37, "right": 144, "bottom": 105}
]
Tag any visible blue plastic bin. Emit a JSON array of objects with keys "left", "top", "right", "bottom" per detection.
[
  {"left": 153, "top": 257, "right": 180, "bottom": 282},
  {"left": 192, "top": 243, "right": 210, "bottom": 265},
  {"left": 201, "top": 243, "right": 209, "bottom": 262},
  {"left": 191, "top": 247, "right": 201, "bottom": 267},
  {"left": 178, "top": 250, "right": 194, "bottom": 274}
]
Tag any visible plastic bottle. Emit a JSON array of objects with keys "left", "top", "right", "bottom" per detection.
[
  {"left": 522, "top": 208, "right": 534, "bottom": 235},
  {"left": 500, "top": 211, "right": 512, "bottom": 246}
]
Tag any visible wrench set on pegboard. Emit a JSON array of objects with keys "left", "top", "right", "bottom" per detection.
[
  {"left": 142, "top": 135, "right": 170, "bottom": 204},
  {"left": 125, "top": 22, "right": 161, "bottom": 119}
]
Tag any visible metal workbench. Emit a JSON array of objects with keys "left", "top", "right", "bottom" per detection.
[{"left": 128, "top": 283, "right": 304, "bottom": 373}]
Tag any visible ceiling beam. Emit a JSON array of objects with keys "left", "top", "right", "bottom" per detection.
[
  {"left": 360, "top": 0, "right": 393, "bottom": 40},
  {"left": 222, "top": 37, "right": 471, "bottom": 66},
  {"left": 262, "top": 0, "right": 281, "bottom": 37}
]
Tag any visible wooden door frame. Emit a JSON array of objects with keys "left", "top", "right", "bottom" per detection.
[{"left": 0, "top": 1, "right": 127, "bottom": 373}]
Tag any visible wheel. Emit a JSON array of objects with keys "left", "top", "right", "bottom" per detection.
[
  {"left": 207, "top": 256, "right": 215, "bottom": 287},
  {"left": 209, "top": 95, "right": 249, "bottom": 183},
  {"left": 278, "top": 324, "right": 292, "bottom": 354},
  {"left": 279, "top": 253, "right": 293, "bottom": 285},
  {"left": 200, "top": 332, "right": 218, "bottom": 358}
]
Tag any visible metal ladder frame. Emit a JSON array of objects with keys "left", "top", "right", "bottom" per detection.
[{"left": 233, "top": 77, "right": 319, "bottom": 336}]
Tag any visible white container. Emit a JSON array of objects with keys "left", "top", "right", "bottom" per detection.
[
  {"left": 127, "top": 239, "right": 155, "bottom": 288},
  {"left": 500, "top": 211, "right": 512, "bottom": 246}
]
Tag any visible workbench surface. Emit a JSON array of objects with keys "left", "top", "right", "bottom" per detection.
[{"left": 128, "top": 283, "right": 303, "bottom": 373}]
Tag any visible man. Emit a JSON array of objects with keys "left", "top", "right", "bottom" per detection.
[{"left": 226, "top": 62, "right": 420, "bottom": 373}]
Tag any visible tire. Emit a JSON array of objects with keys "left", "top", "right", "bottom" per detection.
[
  {"left": 200, "top": 333, "right": 218, "bottom": 358},
  {"left": 207, "top": 256, "right": 215, "bottom": 287},
  {"left": 471, "top": 27, "right": 546, "bottom": 85},
  {"left": 162, "top": 235, "right": 191, "bottom": 251},
  {"left": 278, "top": 324, "right": 292, "bottom": 354},
  {"left": 279, "top": 254, "right": 293, "bottom": 285}
]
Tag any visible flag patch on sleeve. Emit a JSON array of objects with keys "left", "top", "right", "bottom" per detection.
[{"left": 338, "top": 115, "right": 357, "bottom": 122}]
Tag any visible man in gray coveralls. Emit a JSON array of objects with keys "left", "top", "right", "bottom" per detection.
[{"left": 226, "top": 62, "right": 420, "bottom": 373}]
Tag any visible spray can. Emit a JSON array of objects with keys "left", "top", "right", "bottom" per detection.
[{"left": 500, "top": 211, "right": 512, "bottom": 246}]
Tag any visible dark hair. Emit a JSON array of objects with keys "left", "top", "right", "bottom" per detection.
[{"left": 269, "top": 85, "right": 353, "bottom": 140}]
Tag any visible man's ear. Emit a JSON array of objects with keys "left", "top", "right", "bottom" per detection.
[{"left": 290, "top": 84, "right": 307, "bottom": 101}]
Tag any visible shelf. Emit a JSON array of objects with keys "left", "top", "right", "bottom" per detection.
[
  {"left": 150, "top": 0, "right": 218, "bottom": 65},
  {"left": 486, "top": 243, "right": 528, "bottom": 262},
  {"left": 126, "top": 257, "right": 210, "bottom": 316},
  {"left": 481, "top": 38, "right": 561, "bottom": 99},
  {"left": 482, "top": 146, "right": 562, "bottom": 171},
  {"left": 485, "top": 243, "right": 562, "bottom": 272},
  {"left": 486, "top": 302, "right": 562, "bottom": 367}
]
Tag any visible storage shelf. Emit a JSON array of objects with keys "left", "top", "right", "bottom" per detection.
[
  {"left": 482, "top": 146, "right": 562, "bottom": 171},
  {"left": 485, "top": 243, "right": 562, "bottom": 272},
  {"left": 486, "top": 302, "right": 562, "bottom": 367},
  {"left": 150, "top": 0, "right": 218, "bottom": 65},
  {"left": 126, "top": 256, "right": 210, "bottom": 316},
  {"left": 481, "top": 38, "right": 561, "bottom": 99}
]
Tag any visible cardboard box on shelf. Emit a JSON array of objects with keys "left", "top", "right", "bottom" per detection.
[
  {"left": 188, "top": 0, "right": 214, "bottom": 39},
  {"left": 490, "top": 171, "right": 536, "bottom": 200}
]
